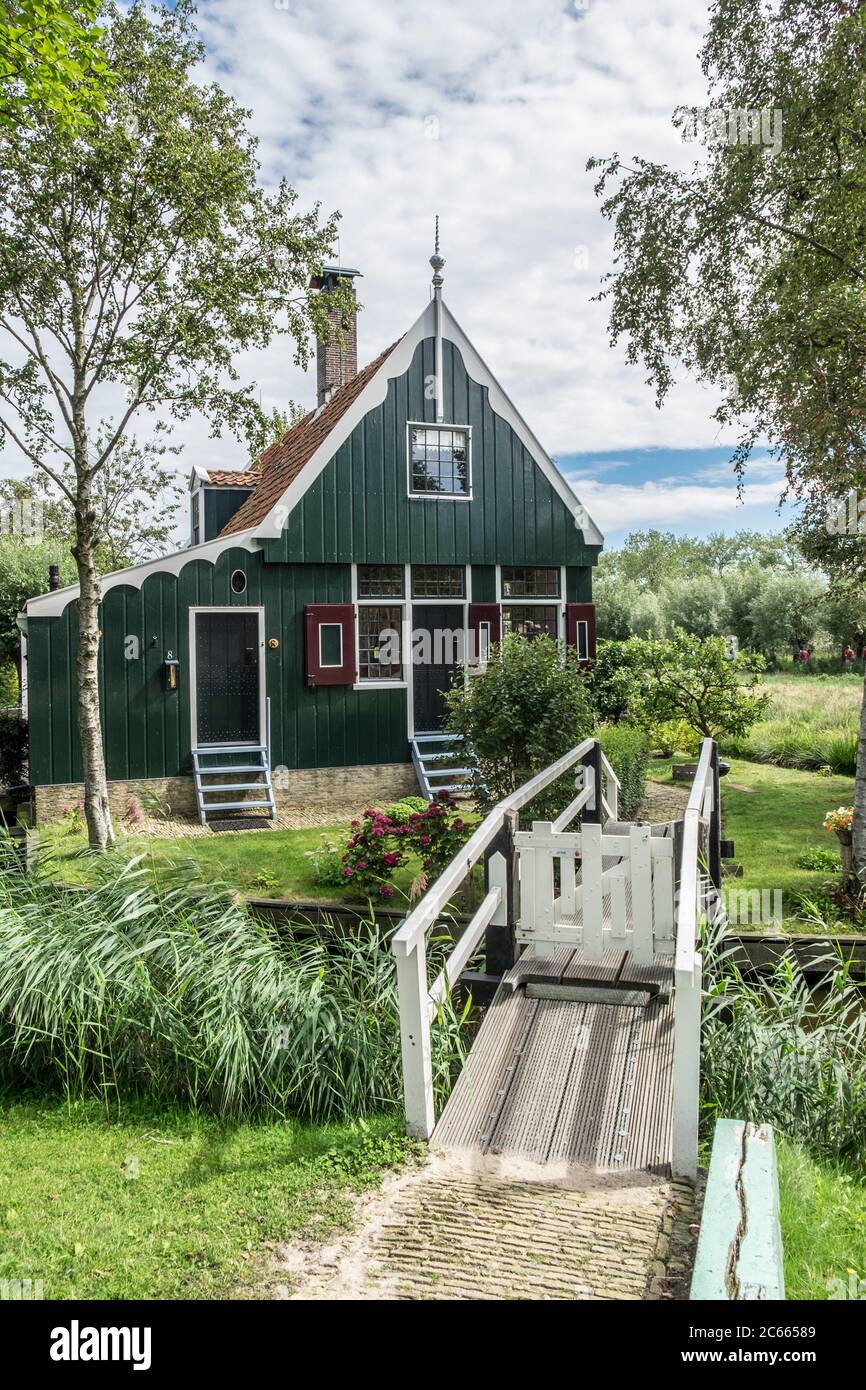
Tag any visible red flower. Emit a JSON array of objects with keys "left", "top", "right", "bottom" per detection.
[{"left": 379, "top": 883, "right": 395, "bottom": 898}]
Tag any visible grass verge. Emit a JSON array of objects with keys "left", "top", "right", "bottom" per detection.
[
  {"left": 777, "top": 1137, "right": 866, "bottom": 1300},
  {"left": 0, "top": 1095, "right": 416, "bottom": 1300},
  {"left": 33, "top": 821, "right": 422, "bottom": 902},
  {"left": 649, "top": 756, "right": 856, "bottom": 928}
]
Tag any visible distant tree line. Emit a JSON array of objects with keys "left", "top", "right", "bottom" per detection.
[{"left": 594, "top": 529, "right": 866, "bottom": 661}]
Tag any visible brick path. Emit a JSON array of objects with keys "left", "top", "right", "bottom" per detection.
[{"left": 273, "top": 1156, "right": 700, "bottom": 1301}]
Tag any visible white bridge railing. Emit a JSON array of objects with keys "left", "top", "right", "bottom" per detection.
[
  {"left": 672, "top": 737, "right": 718, "bottom": 1180},
  {"left": 391, "top": 736, "right": 618, "bottom": 1139},
  {"left": 391, "top": 733, "right": 719, "bottom": 1181}
]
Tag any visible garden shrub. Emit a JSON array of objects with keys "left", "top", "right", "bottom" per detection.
[
  {"left": 598, "top": 725, "right": 650, "bottom": 820},
  {"left": 387, "top": 796, "right": 428, "bottom": 824},
  {"left": 445, "top": 634, "right": 595, "bottom": 821},
  {"left": 343, "top": 808, "right": 409, "bottom": 899},
  {"left": 342, "top": 794, "right": 472, "bottom": 899},
  {"left": 0, "top": 713, "right": 28, "bottom": 789},
  {"left": 304, "top": 834, "right": 347, "bottom": 889},
  {"left": 649, "top": 718, "right": 702, "bottom": 758}
]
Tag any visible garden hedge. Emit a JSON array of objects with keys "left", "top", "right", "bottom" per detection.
[{"left": 598, "top": 725, "right": 650, "bottom": 821}]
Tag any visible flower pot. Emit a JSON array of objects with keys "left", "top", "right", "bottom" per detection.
[{"left": 836, "top": 829, "right": 854, "bottom": 883}]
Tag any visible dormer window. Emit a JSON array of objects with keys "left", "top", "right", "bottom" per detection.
[{"left": 408, "top": 424, "right": 471, "bottom": 498}]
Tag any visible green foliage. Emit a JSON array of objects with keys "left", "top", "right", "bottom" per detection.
[
  {"left": 0, "top": 538, "right": 76, "bottom": 668},
  {"left": 777, "top": 1137, "right": 866, "bottom": 1300},
  {"left": 701, "top": 923, "right": 866, "bottom": 1164},
  {"left": 0, "top": 712, "right": 27, "bottom": 787},
  {"left": 386, "top": 797, "right": 429, "bottom": 823},
  {"left": 649, "top": 718, "right": 703, "bottom": 758},
  {"left": 662, "top": 574, "right": 730, "bottom": 639},
  {"left": 794, "top": 846, "right": 841, "bottom": 874},
  {"left": 0, "top": 0, "right": 110, "bottom": 131},
  {"left": 0, "top": 660, "right": 17, "bottom": 705},
  {"left": 590, "top": 3, "right": 866, "bottom": 523},
  {"left": 445, "top": 634, "right": 596, "bottom": 820},
  {"left": 633, "top": 629, "right": 769, "bottom": 739},
  {"left": 303, "top": 834, "right": 346, "bottom": 890},
  {"left": 588, "top": 639, "right": 643, "bottom": 723},
  {"left": 598, "top": 725, "right": 649, "bottom": 820},
  {"left": 0, "top": 851, "right": 469, "bottom": 1119}
]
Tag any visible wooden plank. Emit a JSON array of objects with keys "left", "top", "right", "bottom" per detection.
[
  {"left": 629, "top": 824, "right": 654, "bottom": 965},
  {"left": 581, "top": 821, "right": 604, "bottom": 959}
]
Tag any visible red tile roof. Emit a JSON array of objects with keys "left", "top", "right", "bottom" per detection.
[
  {"left": 205, "top": 468, "right": 259, "bottom": 487},
  {"left": 219, "top": 339, "right": 400, "bottom": 537}
]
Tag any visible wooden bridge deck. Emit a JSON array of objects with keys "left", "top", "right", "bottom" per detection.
[{"left": 433, "top": 948, "right": 674, "bottom": 1175}]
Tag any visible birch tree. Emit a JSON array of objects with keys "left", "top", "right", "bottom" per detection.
[
  {"left": 0, "top": 0, "right": 350, "bottom": 847},
  {"left": 589, "top": 0, "right": 866, "bottom": 882}
]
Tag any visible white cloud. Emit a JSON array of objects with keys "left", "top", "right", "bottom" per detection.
[
  {"left": 570, "top": 473, "right": 790, "bottom": 542},
  {"left": 184, "top": 0, "right": 721, "bottom": 469},
  {"left": 4, "top": 0, "right": 764, "bottom": 537}
]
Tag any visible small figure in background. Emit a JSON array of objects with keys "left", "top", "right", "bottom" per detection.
[
  {"left": 797, "top": 645, "right": 811, "bottom": 665},
  {"left": 843, "top": 644, "right": 855, "bottom": 673}
]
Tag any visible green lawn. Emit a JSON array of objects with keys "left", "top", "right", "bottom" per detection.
[
  {"left": 34, "top": 821, "right": 423, "bottom": 902},
  {"left": 0, "top": 1096, "right": 415, "bottom": 1300},
  {"left": 777, "top": 1137, "right": 866, "bottom": 1300},
  {"left": 649, "top": 756, "right": 856, "bottom": 929}
]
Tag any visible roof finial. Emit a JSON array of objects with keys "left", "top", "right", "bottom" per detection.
[{"left": 430, "top": 215, "right": 445, "bottom": 289}]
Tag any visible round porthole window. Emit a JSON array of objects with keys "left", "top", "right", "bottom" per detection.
[{"left": 230, "top": 569, "right": 247, "bottom": 594}]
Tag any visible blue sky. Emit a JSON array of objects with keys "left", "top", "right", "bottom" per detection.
[{"left": 557, "top": 447, "right": 793, "bottom": 546}]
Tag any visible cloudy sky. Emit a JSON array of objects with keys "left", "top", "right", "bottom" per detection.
[{"left": 7, "top": 0, "right": 796, "bottom": 547}]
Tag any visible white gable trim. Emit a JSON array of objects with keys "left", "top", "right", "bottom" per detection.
[
  {"left": 22, "top": 295, "right": 603, "bottom": 623},
  {"left": 23, "top": 529, "right": 262, "bottom": 620},
  {"left": 253, "top": 300, "right": 437, "bottom": 540},
  {"left": 441, "top": 304, "right": 604, "bottom": 546},
  {"left": 251, "top": 297, "right": 603, "bottom": 547}
]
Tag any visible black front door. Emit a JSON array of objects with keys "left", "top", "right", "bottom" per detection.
[
  {"left": 412, "top": 604, "right": 463, "bottom": 732},
  {"left": 195, "top": 611, "right": 261, "bottom": 745}
]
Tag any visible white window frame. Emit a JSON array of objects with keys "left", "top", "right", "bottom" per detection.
[
  {"left": 406, "top": 421, "right": 473, "bottom": 501},
  {"left": 188, "top": 606, "right": 266, "bottom": 750},
  {"left": 496, "top": 564, "right": 565, "bottom": 640},
  {"left": 318, "top": 621, "right": 344, "bottom": 670},
  {"left": 352, "top": 563, "right": 409, "bottom": 691},
  {"left": 351, "top": 564, "right": 472, "bottom": 738}
]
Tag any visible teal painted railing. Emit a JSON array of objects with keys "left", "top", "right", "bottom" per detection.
[{"left": 690, "top": 1118, "right": 785, "bottom": 1301}]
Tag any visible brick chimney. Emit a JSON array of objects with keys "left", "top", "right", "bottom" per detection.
[{"left": 309, "top": 266, "right": 362, "bottom": 406}]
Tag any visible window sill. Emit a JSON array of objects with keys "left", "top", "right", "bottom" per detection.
[
  {"left": 353, "top": 680, "right": 408, "bottom": 691},
  {"left": 408, "top": 492, "right": 472, "bottom": 502}
]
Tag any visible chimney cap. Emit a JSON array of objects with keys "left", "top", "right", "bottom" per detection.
[{"left": 309, "top": 265, "right": 363, "bottom": 291}]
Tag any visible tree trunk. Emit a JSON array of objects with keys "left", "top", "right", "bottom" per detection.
[
  {"left": 853, "top": 674, "right": 866, "bottom": 889},
  {"left": 73, "top": 487, "right": 114, "bottom": 851}
]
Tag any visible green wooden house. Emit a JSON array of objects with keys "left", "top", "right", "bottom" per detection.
[{"left": 20, "top": 253, "right": 603, "bottom": 824}]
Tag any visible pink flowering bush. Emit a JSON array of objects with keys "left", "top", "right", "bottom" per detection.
[
  {"left": 341, "top": 793, "right": 472, "bottom": 900},
  {"left": 342, "top": 809, "right": 410, "bottom": 898}
]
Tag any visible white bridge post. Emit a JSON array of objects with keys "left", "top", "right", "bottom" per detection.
[
  {"left": 672, "top": 957, "right": 702, "bottom": 1179},
  {"left": 395, "top": 942, "right": 435, "bottom": 1139}
]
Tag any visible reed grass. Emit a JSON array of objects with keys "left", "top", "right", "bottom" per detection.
[
  {"left": 701, "top": 917, "right": 866, "bottom": 1164},
  {"left": 0, "top": 843, "right": 469, "bottom": 1120}
]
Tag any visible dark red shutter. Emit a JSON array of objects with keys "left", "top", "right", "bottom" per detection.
[
  {"left": 304, "top": 604, "right": 356, "bottom": 686},
  {"left": 468, "top": 603, "right": 500, "bottom": 663},
  {"left": 565, "top": 602, "right": 597, "bottom": 665}
]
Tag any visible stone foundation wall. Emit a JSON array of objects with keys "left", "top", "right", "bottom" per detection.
[{"left": 33, "top": 762, "right": 420, "bottom": 825}]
